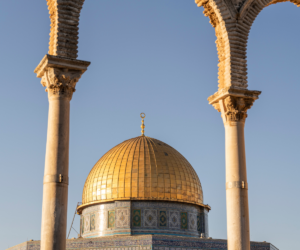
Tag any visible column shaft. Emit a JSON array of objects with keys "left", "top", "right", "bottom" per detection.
[
  {"left": 34, "top": 55, "right": 90, "bottom": 250},
  {"left": 41, "top": 96, "right": 70, "bottom": 250},
  {"left": 225, "top": 121, "right": 250, "bottom": 250},
  {"left": 208, "top": 89, "right": 261, "bottom": 250}
]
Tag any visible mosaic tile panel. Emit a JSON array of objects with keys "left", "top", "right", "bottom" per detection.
[
  {"left": 144, "top": 209, "right": 157, "bottom": 228},
  {"left": 108, "top": 210, "right": 115, "bottom": 228},
  {"left": 84, "top": 214, "right": 90, "bottom": 232},
  {"left": 81, "top": 216, "right": 84, "bottom": 234},
  {"left": 80, "top": 201, "right": 207, "bottom": 238},
  {"left": 197, "top": 215, "right": 200, "bottom": 232},
  {"left": 90, "top": 213, "right": 96, "bottom": 231},
  {"left": 204, "top": 210, "right": 209, "bottom": 237},
  {"left": 180, "top": 212, "right": 188, "bottom": 229},
  {"left": 116, "top": 208, "right": 130, "bottom": 228},
  {"left": 169, "top": 211, "right": 180, "bottom": 229},
  {"left": 95, "top": 211, "right": 101, "bottom": 229},
  {"left": 159, "top": 211, "right": 167, "bottom": 227},
  {"left": 189, "top": 213, "right": 197, "bottom": 231},
  {"left": 132, "top": 202, "right": 201, "bottom": 213},
  {"left": 133, "top": 209, "right": 141, "bottom": 227}
]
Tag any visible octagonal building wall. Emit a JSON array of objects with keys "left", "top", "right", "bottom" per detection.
[{"left": 80, "top": 201, "right": 209, "bottom": 238}]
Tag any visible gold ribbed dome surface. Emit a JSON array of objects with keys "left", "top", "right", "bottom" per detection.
[{"left": 80, "top": 136, "right": 204, "bottom": 211}]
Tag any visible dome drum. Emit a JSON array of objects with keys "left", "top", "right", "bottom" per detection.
[{"left": 79, "top": 200, "right": 209, "bottom": 238}]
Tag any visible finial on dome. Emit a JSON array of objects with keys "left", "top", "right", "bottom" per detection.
[{"left": 140, "top": 113, "right": 146, "bottom": 136}]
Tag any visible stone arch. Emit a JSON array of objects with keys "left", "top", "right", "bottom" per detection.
[
  {"left": 237, "top": 0, "right": 300, "bottom": 86},
  {"left": 196, "top": 0, "right": 247, "bottom": 90},
  {"left": 45, "top": 0, "right": 299, "bottom": 89},
  {"left": 196, "top": 0, "right": 299, "bottom": 91},
  {"left": 238, "top": 0, "right": 300, "bottom": 78},
  {"left": 45, "top": 0, "right": 242, "bottom": 90},
  {"left": 46, "top": 0, "right": 85, "bottom": 59}
]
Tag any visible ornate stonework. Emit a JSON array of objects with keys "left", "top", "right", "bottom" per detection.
[
  {"left": 84, "top": 213, "right": 90, "bottom": 233},
  {"left": 223, "top": 96, "right": 255, "bottom": 122},
  {"left": 169, "top": 211, "right": 180, "bottom": 229},
  {"left": 208, "top": 87, "right": 261, "bottom": 123},
  {"left": 34, "top": 54, "right": 90, "bottom": 99},
  {"left": 80, "top": 201, "right": 209, "bottom": 238},
  {"left": 144, "top": 209, "right": 158, "bottom": 228},
  {"left": 46, "top": 0, "right": 85, "bottom": 59},
  {"left": 41, "top": 68, "right": 82, "bottom": 99},
  {"left": 42, "top": 0, "right": 300, "bottom": 91},
  {"left": 116, "top": 208, "right": 130, "bottom": 228},
  {"left": 195, "top": 0, "right": 300, "bottom": 91},
  {"left": 189, "top": 213, "right": 198, "bottom": 231}
]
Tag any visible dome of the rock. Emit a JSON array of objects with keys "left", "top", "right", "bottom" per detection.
[
  {"left": 77, "top": 136, "right": 206, "bottom": 213},
  {"left": 77, "top": 135, "right": 210, "bottom": 238}
]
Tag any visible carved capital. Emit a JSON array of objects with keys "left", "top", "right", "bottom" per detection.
[
  {"left": 41, "top": 68, "right": 82, "bottom": 99},
  {"left": 223, "top": 95, "right": 254, "bottom": 122},
  {"left": 208, "top": 87, "right": 261, "bottom": 123},
  {"left": 34, "top": 54, "right": 90, "bottom": 100}
]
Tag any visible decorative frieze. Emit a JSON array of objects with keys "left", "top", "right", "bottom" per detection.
[{"left": 80, "top": 201, "right": 209, "bottom": 238}]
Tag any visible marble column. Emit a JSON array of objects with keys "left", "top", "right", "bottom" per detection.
[
  {"left": 34, "top": 55, "right": 90, "bottom": 250},
  {"left": 208, "top": 87, "right": 261, "bottom": 250}
]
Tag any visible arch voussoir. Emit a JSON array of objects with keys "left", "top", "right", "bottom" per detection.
[
  {"left": 47, "top": 0, "right": 85, "bottom": 59},
  {"left": 196, "top": 0, "right": 252, "bottom": 90},
  {"left": 236, "top": 0, "right": 300, "bottom": 90},
  {"left": 197, "top": 0, "right": 299, "bottom": 92}
]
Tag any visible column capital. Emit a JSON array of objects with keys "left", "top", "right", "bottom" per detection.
[
  {"left": 208, "top": 87, "right": 261, "bottom": 123},
  {"left": 34, "top": 55, "right": 91, "bottom": 100}
]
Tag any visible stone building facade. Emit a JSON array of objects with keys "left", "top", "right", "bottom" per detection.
[{"left": 7, "top": 235, "right": 278, "bottom": 250}]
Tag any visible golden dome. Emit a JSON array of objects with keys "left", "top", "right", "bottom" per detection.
[{"left": 78, "top": 136, "right": 207, "bottom": 213}]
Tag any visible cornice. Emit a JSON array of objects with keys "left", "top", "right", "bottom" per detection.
[{"left": 34, "top": 54, "right": 90, "bottom": 78}]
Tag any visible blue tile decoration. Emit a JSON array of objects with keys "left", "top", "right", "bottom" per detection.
[
  {"left": 80, "top": 201, "right": 209, "bottom": 238},
  {"left": 169, "top": 211, "right": 180, "bottom": 229},
  {"left": 159, "top": 211, "right": 167, "bottom": 227},
  {"left": 144, "top": 209, "right": 157, "bottom": 228},
  {"left": 189, "top": 213, "right": 197, "bottom": 231},
  {"left": 116, "top": 208, "right": 130, "bottom": 228},
  {"left": 90, "top": 213, "right": 96, "bottom": 231},
  {"left": 133, "top": 209, "right": 141, "bottom": 227},
  {"left": 180, "top": 212, "right": 188, "bottom": 229},
  {"left": 81, "top": 216, "right": 84, "bottom": 234},
  {"left": 108, "top": 211, "right": 115, "bottom": 228}
]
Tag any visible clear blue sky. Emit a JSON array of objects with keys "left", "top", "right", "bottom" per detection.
[{"left": 0, "top": 1, "right": 299, "bottom": 249}]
